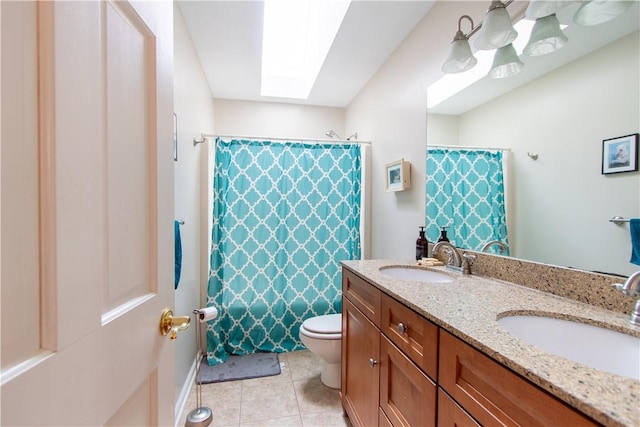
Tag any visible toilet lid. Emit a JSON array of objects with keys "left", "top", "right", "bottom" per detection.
[{"left": 302, "top": 314, "right": 341, "bottom": 334}]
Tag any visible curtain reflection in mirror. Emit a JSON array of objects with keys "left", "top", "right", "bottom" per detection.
[{"left": 426, "top": 148, "right": 509, "bottom": 254}]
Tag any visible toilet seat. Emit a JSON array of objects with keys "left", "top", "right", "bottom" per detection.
[
  {"left": 300, "top": 314, "right": 341, "bottom": 339},
  {"left": 302, "top": 313, "right": 341, "bottom": 333}
]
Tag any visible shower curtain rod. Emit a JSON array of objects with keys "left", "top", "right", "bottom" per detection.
[
  {"left": 193, "top": 133, "right": 371, "bottom": 146},
  {"left": 428, "top": 144, "right": 511, "bottom": 152}
]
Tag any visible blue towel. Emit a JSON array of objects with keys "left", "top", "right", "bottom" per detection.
[
  {"left": 175, "top": 220, "right": 182, "bottom": 289},
  {"left": 631, "top": 219, "right": 640, "bottom": 266}
]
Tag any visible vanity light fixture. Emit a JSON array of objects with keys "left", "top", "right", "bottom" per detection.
[
  {"left": 441, "top": 0, "right": 632, "bottom": 79},
  {"left": 442, "top": 15, "right": 478, "bottom": 74},
  {"left": 573, "top": 0, "right": 634, "bottom": 26},
  {"left": 474, "top": 1, "right": 518, "bottom": 50},
  {"left": 525, "top": 0, "right": 572, "bottom": 20}
]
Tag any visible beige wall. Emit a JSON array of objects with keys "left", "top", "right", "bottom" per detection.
[
  {"left": 345, "top": 1, "right": 488, "bottom": 259},
  {"left": 173, "top": 4, "right": 215, "bottom": 416},
  {"left": 213, "top": 98, "right": 345, "bottom": 140}
]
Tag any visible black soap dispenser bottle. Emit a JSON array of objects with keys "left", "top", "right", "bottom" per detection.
[
  {"left": 416, "top": 226, "right": 428, "bottom": 260},
  {"left": 437, "top": 226, "right": 450, "bottom": 243}
]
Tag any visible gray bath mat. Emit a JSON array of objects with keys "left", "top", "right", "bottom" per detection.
[{"left": 198, "top": 353, "right": 281, "bottom": 384}]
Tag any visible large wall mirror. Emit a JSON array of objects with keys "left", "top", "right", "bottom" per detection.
[{"left": 427, "top": 2, "right": 639, "bottom": 277}]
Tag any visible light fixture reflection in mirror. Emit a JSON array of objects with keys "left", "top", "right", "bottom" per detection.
[
  {"left": 574, "top": 0, "right": 634, "bottom": 26},
  {"left": 489, "top": 44, "right": 524, "bottom": 79},
  {"left": 523, "top": 14, "right": 568, "bottom": 56}
]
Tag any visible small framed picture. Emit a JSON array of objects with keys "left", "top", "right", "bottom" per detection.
[
  {"left": 601, "top": 133, "right": 638, "bottom": 174},
  {"left": 173, "top": 113, "right": 178, "bottom": 161},
  {"left": 385, "top": 158, "right": 411, "bottom": 192}
]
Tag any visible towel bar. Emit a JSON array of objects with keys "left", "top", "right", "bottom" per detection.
[{"left": 609, "top": 216, "right": 630, "bottom": 225}]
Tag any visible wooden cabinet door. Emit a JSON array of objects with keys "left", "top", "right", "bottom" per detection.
[
  {"left": 380, "top": 336, "right": 436, "bottom": 427},
  {"left": 342, "top": 297, "right": 381, "bottom": 427},
  {"left": 437, "top": 388, "right": 480, "bottom": 427}
]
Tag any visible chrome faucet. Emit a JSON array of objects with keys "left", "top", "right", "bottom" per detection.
[
  {"left": 613, "top": 270, "right": 640, "bottom": 326},
  {"left": 432, "top": 241, "right": 462, "bottom": 268},
  {"left": 461, "top": 252, "right": 477, "bottom": 275},
  {"left": 480, "top": 240, "right": 507, "bottom": 254}
]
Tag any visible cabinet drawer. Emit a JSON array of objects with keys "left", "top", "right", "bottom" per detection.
[
  {"left": 381, "top": 293, "right": 438, "bottom": 380},
  {"left": 438, "top": 330, "right": 598, "bottom": 427},
  {"left": 380, "top": 336, "right": 436, "bottom": 427},
  {"left": 437, "top": 388, "right": 480, "bottom": 427},
  {"left": 343, "top": 267, "right": 381, "bottom": 326}
]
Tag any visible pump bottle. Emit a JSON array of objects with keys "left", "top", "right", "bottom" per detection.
[
  {"left": 416, "top": 226, "right": 428, "bottom": 260},
  {"left": 437, "top": 226, "right": 450, "bottom": 243}
]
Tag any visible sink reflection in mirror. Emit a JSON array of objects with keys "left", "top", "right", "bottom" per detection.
[
  {"left": 498, "top": 314, "right": 640, "bottom": 380},
  {"left": 380, "top": 267, "right": 454, "bottom": 283}
]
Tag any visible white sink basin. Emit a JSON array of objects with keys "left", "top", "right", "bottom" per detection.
[
  {"left": 498, "top": 315, "right": 640, "bottom": 380},
  {"left": 380, "top": 267, "right": 454, "bottom": 283}
]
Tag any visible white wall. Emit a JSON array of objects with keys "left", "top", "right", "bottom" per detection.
[
  {"left": 213, "top": 98, "right": 345, "bottom": 140},
  {"left": 453, "top": 32, "right": 639, "bottom": 276},
  {"left": 173, "top": 4, "right": 215, "bottom": 415},
  {"left": 345, "top": 1, "right": 486, "bottom": 259}
]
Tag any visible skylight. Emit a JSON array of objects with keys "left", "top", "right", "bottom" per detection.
[{"left": 261, "top": 0, "right": 351, "bottom": 99}]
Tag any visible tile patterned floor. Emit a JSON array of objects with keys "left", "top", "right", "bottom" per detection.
[{"left": 179, "top": 350, "right": 352, "bottom": 427}]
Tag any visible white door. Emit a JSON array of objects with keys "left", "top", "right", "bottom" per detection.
[{"left": 1, "top": 1, "right": 178, "bottom": 425}]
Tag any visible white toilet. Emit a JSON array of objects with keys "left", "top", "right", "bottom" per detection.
[{"left": 299, "top": 313, "right": 342, "bottom": 389}]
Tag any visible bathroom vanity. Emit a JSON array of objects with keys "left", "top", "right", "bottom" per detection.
[{"left": 340, "top": 260, "right": 640, "bottom": 427}]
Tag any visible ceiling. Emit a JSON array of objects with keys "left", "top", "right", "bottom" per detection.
[
  {"left": 178, "top": 1, "right": 640, "bottom": 111},
  {"left": 177, "top": 0, "right": 435, "bottom": 108}
]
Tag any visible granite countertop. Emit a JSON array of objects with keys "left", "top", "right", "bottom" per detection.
[{"left": 342, "top": 259, "right": 640, "bottom": 427}]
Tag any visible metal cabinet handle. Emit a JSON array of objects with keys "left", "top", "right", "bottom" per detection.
[
  {"left": 368, "top": 358, "right": 378, "bottom": 368},
  {"left": 397, "top": 322, "right": 408, "bottom": 334}
]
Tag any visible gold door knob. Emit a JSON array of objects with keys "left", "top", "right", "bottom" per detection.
[{"left": 159, "top": 308, "right": 191, "bottom": 340}]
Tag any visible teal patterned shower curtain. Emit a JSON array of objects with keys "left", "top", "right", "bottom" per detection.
[
  {"left": 426, "top": 148, "right": 509, "bottom": 254},
  {"left": 206, "top": 138, "right": 361, "bottom": 365}
]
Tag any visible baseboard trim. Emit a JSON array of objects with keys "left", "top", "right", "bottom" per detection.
[{"left": 174, "top": 353, "right": 198, "bottom": 427}]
